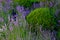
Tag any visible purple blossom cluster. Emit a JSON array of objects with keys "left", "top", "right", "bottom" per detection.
[
  {"left": 32, "top": 2, "right": 40, "bottom": 8},
  {"left": 9, "top": 26, "right": 13, "bottom": 31},
  {"left": 58, "top": 20, "right": 60, "bottom": 24},
  {"left": 0, "top": 0, "right": 2, "bottom": 2},
  {"left": 55, "top": 9, "right": 60, "bottom": 17},
  {"left": 6, "top": 0, "right": 11, "bottom": 3},
  {"left": 39, "top": 2, "right": 45, "bottom": 7},
  {"left": 0, "top": 17, "right": 4, "bottom": 22},
  {"left": 16, "top": 6, "right": 24, "bottom": 13},
  {"left": 49, "top": 1, "right": 54, "bottom": 7},
  {"left": 16, "top": 6, "right": 30, "bottom": 17}
]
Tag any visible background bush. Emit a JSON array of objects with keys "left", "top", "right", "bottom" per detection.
[
  {"left": 56, "top": 30, "right": 60, "bottom": 40},
  {"left": 13, "top": 0, "right": 41, "bottom": 8}
]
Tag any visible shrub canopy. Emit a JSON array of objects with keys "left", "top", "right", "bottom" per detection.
[{"left": 26, "top": 8, "right": 56, "bottom": 30}]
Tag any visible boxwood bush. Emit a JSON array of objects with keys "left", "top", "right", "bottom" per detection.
[{"left": 26, "top": 8, "right": 56, "bottom": 31}]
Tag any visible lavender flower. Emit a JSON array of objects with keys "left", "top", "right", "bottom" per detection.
[
  {"left": 22, "top": 10, "right": 30, "bottom": 16},
  {"left": 16, "top": 6, "right": 20, "bottom": 12},
  {"left": 16, "top": 6, "right": 30, "bottom": 18},
  {"left": 11, "top": 17, "right": 14, "bottom": 22},
  {"left": 55, "top": 9, "right": 60, "bottom": 17},
  {"left": 0, "top": 17, "right": 4, "bottom": 22},
  {"left": 49, "top": 1, "right": 53, "bottom": 7},
  {"left": 33, "top": 3, "right": 40, "bottom": 8},
  {"left": 9, "top": 26, "right": 13, "bottom": 31},
  {"left": 58, "top": 20, "right": 60, "bottom": 22},
  {"left": 6, "top": 0, "right": 11, "bottom": 3},
  {"left": 58, "top": 20, "right": 60, "bottom": 24},
  {"left": 13, "top": 18, "right": 18, "bottom": 26},
  {"left": 3, "top": 1, "right": 11, "bottom": 12},
  {"left": 25, "top": 10, "right": 30, "bottom": 16},
  {"left": 16, "top": 6, "right": 24, "bottom": 13},
  {"left": 39, "top": 2, "right": 44, "bottom": 7},
  {"left": 0, "top": 0, "right": 2, "bottom": 2},
  {"left": 5, "top": 5, "right": 10, "bottom": 10}
]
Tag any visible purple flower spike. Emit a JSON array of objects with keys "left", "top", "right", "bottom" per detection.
[
  {"left": 58, "top": 20, "right": 60, "bottom": 24},
  {"left": 49, "top": 1, "right": 53, "bottom": 7},
  {"left": 6, "top": 0, "right": 11, "bottom": 2},
  {"left": 33, "top": 3, "right": 40, "bottom": 8},
  {"left": 0, "top": 17, "right": 4, "bottom": 22},
  {"left": 16, "top": 6, "right": 20, "bottom": 12},
  {"left": 9, "top": 26, "right": 13, "bottom": 31},
  {"left": 13, "top": 19, "right": 18, "bottom": 26},
  {"left": 16, "top": 6, "right": 24, "bottom": 13},
  {"left": 22, "top": 10, "right": 30, "bottom": 16},
  {"left": 39, "top": 2, "right": 44, "bottom": 7},
  {"left": 55, "top": 9, "right": 60, "bottom": 17},
  {"left": 0, "top": 0, "right": 2, "bottom": 2}
]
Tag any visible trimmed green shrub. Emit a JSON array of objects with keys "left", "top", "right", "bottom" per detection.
[{"left": 26, "top": 8, "right": 56, "bottom": 30}]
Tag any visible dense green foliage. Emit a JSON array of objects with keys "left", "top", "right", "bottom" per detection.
[
  {"left": 29, "top": 0, "right": 41, "bottom": 2},
  {"left": 57, "top": 30, "right": 60, "bottom": 40},
  {"left": 13, "top": 0, "right": 41, "bottom": 7},
  {"left": 13, "top": 0, "right": 31, "bottom": 7},
  {"left": 12, "top": 0, "right": 54, "bottom": 8},
  {"left": 26, "top": 8, "right": 56, "bottom": 30}
]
